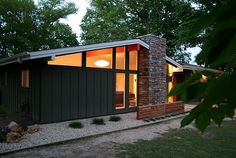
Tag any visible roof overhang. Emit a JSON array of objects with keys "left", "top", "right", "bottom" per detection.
[
  {"left": 166, "top": 56, "right": 183, "bottom": 68},
  {"left": 0, "top": 39, "right": 149, "bottom": 66},
  {"left": 182, "top": 64, "right": 223, "bottom": 73}
]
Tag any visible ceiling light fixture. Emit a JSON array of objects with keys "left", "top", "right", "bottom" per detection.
[{"left": 94, "top": 60, "right": 109, "bottom": 67}]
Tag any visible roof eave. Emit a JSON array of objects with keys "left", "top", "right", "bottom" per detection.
[
  {"left": 166, "top": 56, "right": 182, "bottom": 68},
  {"left": 0, "top": 52, "right": 30, "bottom": 66}
]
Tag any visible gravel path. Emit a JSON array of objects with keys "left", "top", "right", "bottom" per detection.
[
  {"left": 0, "top": 112, "right": 190, "bottom": 154},
  {"left": 1, "top": 118, "right": 194, "bottom": 158}
]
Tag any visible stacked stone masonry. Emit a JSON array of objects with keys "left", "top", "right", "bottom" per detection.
[{"left": 138, "top": 34, "right": 167, "bottom": 106}]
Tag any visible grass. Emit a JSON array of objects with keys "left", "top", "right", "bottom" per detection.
[
  {"left": 69, "top": 122, "right": 83, "bottom": 128},
  {"left": 109, "top": 116, "right": 121, "bottom": 122},
  {"left": 118, "top": 120, "right": 236, "bottom": 158},
  {"left": 92, "top": 118, "right": 105, "bottom": 125}
]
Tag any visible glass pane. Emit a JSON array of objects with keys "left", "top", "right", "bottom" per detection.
[
  {"left": 116, "top": 46, "right": 125, "bottom": 70},
  {"left": 86, "top": 48, "right": 112, "bottom": 69},
  {"left": 48, "top": 53, "right": 82, "bottom": 67},
  {"left": 129, "top": 51, "right": 138, "bottom": 70},
  {"left": 21, "top": 70, "right": 29, "bottom": 88},
  {"left": 116, "top": 73, "right": 125, "bottom": 109},
  {"left": 129, "top": 74, "right": 137, "bottom": 108}
]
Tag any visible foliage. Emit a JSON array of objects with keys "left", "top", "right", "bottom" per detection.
[
  {"left": 80, "top": 0, "right": 205, "bottom": 63},
  {"left": 69, "top": 122, "right": 83, "bottom": 129},
  {"left": 92, "top": 118, "right": 105, "bottom": 125},
  {"left": 118, "top": 121, "right": 236, "bottom": 158},
  {"left": 168, "top": 0, "right": 236, "bottom": 132},
  {"left": 0, "top": 0, "right": 78, "bottom": 58},
  {"left": 109, "top": 116, "right": 121, "bottom": 122}
]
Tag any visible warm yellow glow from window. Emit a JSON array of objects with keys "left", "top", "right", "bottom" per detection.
[
  {"left": 48, "top": 53, "right": 82, "bottom": 67},
  {"left": 129, "top": 74, "right": 137, "bottom": 107},
  {"left": 129, "top": 51, "right": 138, "bottom": 70},
  {"left": 86, "top": 48, "right": 112, "bottom": 69},
  {"left": 116, "top": 46, "right": 125, "bottom": 70},
  {"left": 167, "top": 64, "right": 177, "bottom": 103},
  {"left": 168, "top": 82, "right": 174, "bottom": 103},
  {"left": 200, "top": 74, "right": 208, "bottom": 83},
  {"left": 116, "top": 73, "right": 125, "bottom": 109},
  {"left": 21, "top": 70, "right": 29, "bottom": 88}
]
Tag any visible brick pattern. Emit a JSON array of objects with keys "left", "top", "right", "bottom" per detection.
[
  {"left": 137, "top": 101, "right": 184, "bottom": 120},
  {"left": 138, "top": 34, "right": 167, "bottom": 105}
]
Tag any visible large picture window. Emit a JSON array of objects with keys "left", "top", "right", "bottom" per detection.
[
  {"left": 48, "top": 53, "right": 82, "bottom": 67},
  {"left": 21, "top": 70, "right": 29, "bottom": 88},
  {"left": 86, "top": 48, "right": 112, "bottom": 69}
]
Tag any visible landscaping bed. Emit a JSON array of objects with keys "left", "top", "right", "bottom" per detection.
[{"left": 0, "top": 112, "right": 188, "bottom": 154}]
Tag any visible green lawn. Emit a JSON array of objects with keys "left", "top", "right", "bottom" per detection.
[{"left": 118, "top": 120, "right": 236, "bottom": 158}]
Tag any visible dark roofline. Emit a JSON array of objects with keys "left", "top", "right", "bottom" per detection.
[{"left": 182, "top": 64, "right": 223, "bottom": 73}]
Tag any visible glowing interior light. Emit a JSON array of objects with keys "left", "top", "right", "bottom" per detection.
[
  {"left": 94, "top": 60, "right": 109, "bottom": 67},
  {"left": 200, "top": 74, "right": 208, "bottom": 83}
]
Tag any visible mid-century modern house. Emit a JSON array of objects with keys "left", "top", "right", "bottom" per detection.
[{"left": 0, "top": 34, "right": 211, "bottom": 123}]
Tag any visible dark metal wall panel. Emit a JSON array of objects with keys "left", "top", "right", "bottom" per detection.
[
  {"left": 40, "top": 66, "right": 115, "bottom": 123},
  {"left": 78, "top": 70, "right": 86, "bottom": 118},
  {"left": 100, "top": 72, "right": 108, "bottom": 116},
  {"left": 51, "top": 69, "right": 62, "bottom": 121},
  {"left": 41, "top": 66, "right": 52, "bottom": 123},
  {"left": 61, "top": 69, "right": 71, "bottom": 120},
  {"left": 70, "top": 69, "right": 79, "bottom": 119},
  {"left": 0, "top": 62, "right": 41, "bottom": 122},
  {"left": 86, "top": 71, "right": 94, "bottom": 117},
  {"left": 107, "top": 72, "right": 114, "bottom": 114},
  {"left": 93, "top": 71, "right": 101, "bottom": 116}
]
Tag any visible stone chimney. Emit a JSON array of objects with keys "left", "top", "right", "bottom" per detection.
[{"left": 137, "top": 34, "right": 167, "bottom": 105}]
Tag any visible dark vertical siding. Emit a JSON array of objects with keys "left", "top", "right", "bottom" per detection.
[
  {"left": 100, "top": 72, "right": 108, "bottom": 115},
  {"left": 94, "top": 71, "right": 101, "bottom": 116},
  {"left": 41, "top": 66, "right": 115, "bottom": 123},
  {"left": 78, "top": 70, "right": 86, "bottom": 118},
  {"left": 70, "top": 69, "right": 79, "bottom": 119},
  {"left": 0, "top": 62, "right": 41, "bottom": 122}
]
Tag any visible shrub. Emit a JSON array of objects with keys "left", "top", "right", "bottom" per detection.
[
  {"left": 69, "top": 122, "right": 83, "bottom": 129},
  {"left": 92, "top": 118, "right": 105, "bottom": 125},
  {"left": 109, "top": 116, "right": 121, "bottom": 122}
]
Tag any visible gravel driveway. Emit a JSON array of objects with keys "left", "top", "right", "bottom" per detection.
[{"left": 1, "top": 118, "right": 193, "bottom": 158}]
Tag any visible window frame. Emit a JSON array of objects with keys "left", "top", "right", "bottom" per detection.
[
  {"left": 86, "top": 48, "right": 113, "bottom": 69},
  {"left": 114, "top": 45, "right": 139, "bottom": 111},
  {"left": 21, "top": 69, "right": 30, "bottom": 88}
]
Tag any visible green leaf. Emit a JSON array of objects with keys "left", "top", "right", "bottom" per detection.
[
  {"left": 181, "top": 114, "right": 195, "bottom": 128},
  {"left": 209, "top": 108, "right": 225, "bottom": 126},
  {"left": 195, "top": 112, "right": 210, "bottom": 132}
]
